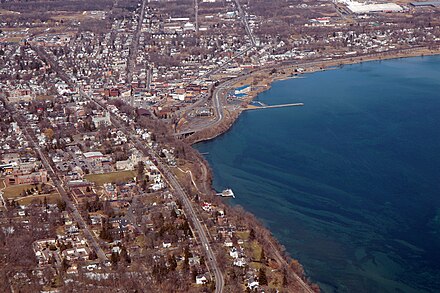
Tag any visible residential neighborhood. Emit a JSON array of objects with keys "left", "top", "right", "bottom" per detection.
[{"left": 0, "top": 0, "right": 439, "bottom": 292}]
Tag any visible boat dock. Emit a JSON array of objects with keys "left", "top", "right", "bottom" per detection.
[
  {"left": 244, "top": 103, "right": 304, "bottom": 111},
  {"left": 216, "top": 189, "right": 235, "bottom": 198}
]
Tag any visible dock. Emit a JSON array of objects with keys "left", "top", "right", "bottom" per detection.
[
  {"left": 244, "top": 103, "right": 304, "bottom": 111},
  {"left": 216, "top": 189, "right": 235, "bottom": 198}
]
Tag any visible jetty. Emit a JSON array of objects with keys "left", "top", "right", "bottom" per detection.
[{"left": 244, "top": 103, "right": 304, "bottom": 111}]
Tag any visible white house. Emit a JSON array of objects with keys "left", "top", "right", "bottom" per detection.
[
  {"left": 196, "top": 274, "right": 208, "bottom": 285},
  {"left": 229, "top": 247, "right": 239, "bottom": 259},
  {"left": 247, "top": 277, "right": 259, "bottom": 290},
  {"left": 234, "top": 257, "right": 247, "bottom": 267}
]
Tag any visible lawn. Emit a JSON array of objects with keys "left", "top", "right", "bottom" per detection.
[
  {"left": 3, "top": 184, "right": 37, "bottom": 199},
  {"left": 17, "top": 193, "right": 61, "bottom": 205},
  {"left": 236, "top": 231, "right": 250, "bottom": 241},
  {"left": 85, "top": 171, "right": 136, "bottom": 186},
  {"left": 247, "top": 240, "right": 263, "bottom": 270}
]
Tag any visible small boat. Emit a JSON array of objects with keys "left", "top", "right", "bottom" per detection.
[{"left": 217, "top": 188, "right": 235, "bottom": 198}]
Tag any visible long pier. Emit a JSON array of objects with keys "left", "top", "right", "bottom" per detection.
[
  {"left": 244, "top": 102, "right": 304, "bottom": 110},
  {"left": 174, "top": 102, "right": 304, "bottom": 137}
]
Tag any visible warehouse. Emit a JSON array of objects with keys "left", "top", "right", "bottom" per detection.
[{"left": 338, "top": 0, "right": 403, "bottom": 13}]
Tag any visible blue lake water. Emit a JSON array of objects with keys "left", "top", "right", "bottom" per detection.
[{"left": 195, "top": 56, "right": 440, "bottom": 292}]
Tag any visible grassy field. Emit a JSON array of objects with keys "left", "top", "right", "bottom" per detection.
[
  {"left": 3, "top": 184, "right": 37, "bottom": 199},
  {"left": 236, "top": 231, "right": 250, "bottom": 240},
  {"left": 249, "top": 240, "right": 263, "bottom": 270},
  {"left": 17, "top": 193, "right": 61, "bottom": 205},
  {"left": 85, "top": 171, "right": 136, "bottom": 186}
]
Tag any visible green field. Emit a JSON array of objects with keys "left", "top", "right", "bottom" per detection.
[{"left": 85, "top": 171, "right": 136, "bottom": 186}]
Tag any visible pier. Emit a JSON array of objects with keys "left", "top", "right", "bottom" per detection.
[{"left": 244, "top": 102, "right": 304, "bottom": 111}]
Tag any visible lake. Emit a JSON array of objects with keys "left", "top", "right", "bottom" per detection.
[{"left": 195, "top": 56, "right": 440, "bottom": 292}]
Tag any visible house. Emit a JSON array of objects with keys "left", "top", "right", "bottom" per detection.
[
  {"left": 103, "top": 183, "right": 117, "bottom": 199},
  {"left": 247, "top": 277, "right": 259, "bottom": 290},
  {"left": 196, "top": 274, "right": 208, "bottom": 285},
  {"left": 234, "top": 257, "right": 247, "bottom": 267},
  {"left": 107, "top": 88, "right": 120, "bottom": 97},
  {"left": 66, "top": 265, "right": 79, "bottom": 275},
  {"left": 151, "top": 181, "right": 165, "bottom": 191},
  {"left": 55, "top": 81, "right": 70, "bottom": 95},
  {"left": 229, "top": 247, "right": 239, "bottom": 259},
  {"left": 201, "top": 202, "right": 212, "bottom": 212},
  {"left": 224, "top": 237, "right": 233, "bottom": 247},
  {"left": 92, "top": 111, "right": 111, "bottom": 128},
  {"left": 61, "top": 246, "right": 91, "bottom": 261}
]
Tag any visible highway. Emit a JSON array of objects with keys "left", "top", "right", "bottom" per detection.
[
  {"left": 4, "top": 101, "right": 108, "bottom": 263},
  {"left": 155, "top": 159, "right": 224, "bottom": 293},
  {"left": 176, "top": 0, "right": 257, "bottom": 135},
  {"left": 175, "top": 76, "right": 243, "bottom": 136}
]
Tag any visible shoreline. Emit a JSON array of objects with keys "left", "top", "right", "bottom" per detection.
[
  {"left": 187, "top": 46, "right": 440, "bottom": 145},
  {"left": 186, "top": 47, "right": 440, "bottom": 290}
]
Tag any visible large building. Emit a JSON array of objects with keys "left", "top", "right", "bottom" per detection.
[
  {"left": 338, "top": 0, "right": 403, "bottom": 13},
  {"left": 5, "top": 169, "right": 48, "bottom": 186}
]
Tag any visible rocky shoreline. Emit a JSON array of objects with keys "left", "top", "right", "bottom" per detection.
[{"left": 185, "top": 46, "right": 440, "bottom": 291}]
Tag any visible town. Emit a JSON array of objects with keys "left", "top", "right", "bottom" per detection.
[{"left": 0, "top": 0, "right": 439, "bottom": 292}]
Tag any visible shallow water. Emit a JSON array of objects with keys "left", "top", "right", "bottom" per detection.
[{"left": 196, "top": 56, "right": 440, "bottom": 292}]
